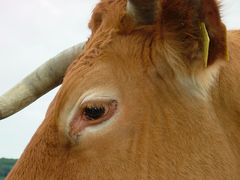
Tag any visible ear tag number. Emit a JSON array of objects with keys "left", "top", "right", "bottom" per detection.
[{"left": 200, "top": 22, "right": 210, "bottom": 67}]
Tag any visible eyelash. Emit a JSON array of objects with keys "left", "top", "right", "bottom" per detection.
[
  {"left": 81, "top": 102, "right": 108, "bottom": 122},
  {"left": 69, "top": 99, "right": 118, "bottom": 137}
]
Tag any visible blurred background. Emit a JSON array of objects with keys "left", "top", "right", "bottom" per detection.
[{"left": 0, "top": 0, "right": 240, "bottom": 159}]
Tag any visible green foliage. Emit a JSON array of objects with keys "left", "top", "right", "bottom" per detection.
[{"left": 0, "top": 158, "right": 17, "bottom": 179}]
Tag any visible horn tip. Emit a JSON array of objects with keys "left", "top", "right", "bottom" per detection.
[{"left": 127, "top": 0, "right": 160, "bottom": 25}]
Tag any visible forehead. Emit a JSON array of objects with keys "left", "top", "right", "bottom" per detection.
[
  {"left": 63, "top": 44, "right": 143, "bottom": 92},
  {"left": 66, "top": 32, "right": 154, "bottom": 84},
  {"left": 61, "top": 0, "right": 177, "bottom": 100}
]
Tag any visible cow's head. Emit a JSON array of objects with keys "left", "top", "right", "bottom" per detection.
[{"left": 2, "top": 0, "right": 238, "bottom": 179}]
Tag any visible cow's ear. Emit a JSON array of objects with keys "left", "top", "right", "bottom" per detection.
[
  {"left": 162, "top": 0, "right": 228, "bottom": 67},
  {"left": 199, "top": 0, "right": 229, "bottom": 66}
]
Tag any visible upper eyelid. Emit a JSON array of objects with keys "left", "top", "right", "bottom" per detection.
[
  {"left": 80, "top": 100, "right": 111, "bottom": 109},
  {"left": 73, "top": 88, "right": 119, "bottom": 107},
  {"left": 81, "top": 96, "right": 115, "bottom": 104}
]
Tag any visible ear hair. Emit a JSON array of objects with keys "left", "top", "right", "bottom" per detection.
[
  {"left": 200, "top": 0, "right": 228, "bottom": 65},
  {"left": 162, "top": 0, "right": 228, "bottom": 67}
]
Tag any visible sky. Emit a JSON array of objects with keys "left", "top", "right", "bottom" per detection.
[{"left": 0, "top": 0, "right": 240, "bottom": 159}]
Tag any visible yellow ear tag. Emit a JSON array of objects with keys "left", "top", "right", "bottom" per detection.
[
  {"left": 225, "top": 45, "right": 230, "bottom": 62},
  {"left": 200, "top": 22, "right": 210, "bottom": 67},
  {"left": 224, "top": 30, "right": 230, "bottom": 62}
]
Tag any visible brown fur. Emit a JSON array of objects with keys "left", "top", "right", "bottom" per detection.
[{"left": 7, "top": 0, "right": 240, "bottom": 179}]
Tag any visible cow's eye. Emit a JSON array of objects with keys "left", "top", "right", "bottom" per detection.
[
  {"left": 80, "top": 100, "right": 118, "bottom": 124},
  {"left": 83, "top": 105, "right": 106, "bottom": 121},
  {"left": 69, "top": 97, "right": 119, "bottom": 138}
]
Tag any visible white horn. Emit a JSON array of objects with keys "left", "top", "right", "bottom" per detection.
[
  {"left": 0, "top": 42, "right": 85, "bottom": 120},
  {"left": 127, "top": 0, "right": 161, "bottom": 24}
]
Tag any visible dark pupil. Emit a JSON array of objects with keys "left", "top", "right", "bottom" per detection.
[{"left": 84, "top": 106, "right": 105, "bottom": 120}]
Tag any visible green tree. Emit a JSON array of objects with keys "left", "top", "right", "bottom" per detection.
[{"left": 0, "top": 158, "right": 17, "bottom": 179}]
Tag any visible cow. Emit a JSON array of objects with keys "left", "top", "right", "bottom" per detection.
[{"left": 1, "top": 0, "right": 240, "bottom": 179}]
